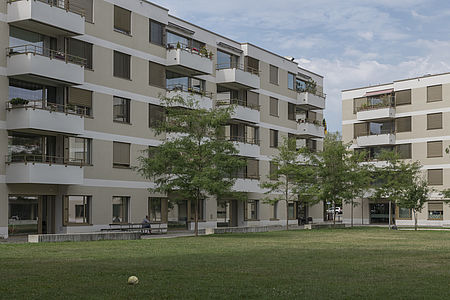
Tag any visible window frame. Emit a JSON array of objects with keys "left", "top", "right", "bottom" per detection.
[
  {"left": 113, "top": 141, "right": 131, "bottom": 168},
  {"left": 149, "top": 19, "right": 165, "bottom": 46},
  {"left": 244, "top": 200, "right": 259, "bottom": 221},
  {"left": 269, "top": 97, "right": 279, "bottom": 117},
  {"left": 113, "top": 51, "right": 131, "bottom": 80},
  {"left": 269, "top": 64, "right": 279, "bottom": 85},
  {"left": 113, "top": 5, "right": 132, "bottom": 35},
  {"left": 148, "top": 197, "right": 163, "bottom": 222},
  {"left": 288, "top": 72, "right": 295, "bottom": 90},
  {"left": 112, "top": 196, "right": 130, "bottom": 224},
  {"left": 113, "top": 96, "right": 131, "bottom": 124},
  {"left": 270, "top": 129, "right": 279, "bottom": 148},
  {"left": 64, "top": 195, "right": 92, "bottom": 226}
]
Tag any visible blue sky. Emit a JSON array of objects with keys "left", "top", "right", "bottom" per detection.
[{"left": 152, "top": 0, "right": 450, "bottom": 132}]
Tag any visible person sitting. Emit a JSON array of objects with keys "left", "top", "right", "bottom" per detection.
[{"left": 142, "top": 215, "right": 151, "bottom": 228}]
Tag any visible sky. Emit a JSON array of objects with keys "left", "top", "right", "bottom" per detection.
[{"left": 152, "top": 0, "right": 450, "bottom": 132}]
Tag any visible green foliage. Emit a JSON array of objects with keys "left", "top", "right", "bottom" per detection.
[
  {"left": 137, "top": 94, "right": 246, "bottom": 235},
  {"left": 10, "top": 98, "right": 29, "bottom": 105}
]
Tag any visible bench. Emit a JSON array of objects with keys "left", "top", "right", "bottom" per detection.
[{"left": 101, "top": 223, "right": 168, "bottom": 235}]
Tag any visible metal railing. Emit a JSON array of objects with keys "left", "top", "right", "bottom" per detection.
[
  {"left": 6, "top": 154, "right": 85, "bottom": 167},
  {"left": 166, "top": 43, "right": 212, "bottom": 60},
  {"left": 297, "top": 118, "right": 324, "bottom": 127},
  {"left": 357, "top": 129, "right": 396, "bottom": 137},
  {"left": 6, "top": 44, "right": 87, "bottom": 67},
  {"left": 6, "top": 99, "right": 90, "bottom": 117},
  {"left": 233, "top": 170, "right": 260, "bottom": 180},
  {"left": 216, "top": 99, "right": 260, "bottom": 111},
  {"left": 222, "top": 135, "right": 260, "bottom": 146},
  {"left": 297, "top": 88, "right": 326, "bottom": 99},
  {"left": 7, "top": 0, "right": 86, "bottom": 18},
  {"left": 216, "top": 63, "right": 260, "bottom": 76},
  {"left": 166, "top": 84, "right": 213, "bottom": 98}
]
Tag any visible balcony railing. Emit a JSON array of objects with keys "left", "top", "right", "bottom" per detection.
[
  {"left": 216, "top": 63, "right": 259, "bottom": 76},
  {"left": 7, "top": 0, "right": 86, "bottom": 17},
  {"left": 216, "top": 99, "right": 260, "bottom": 111},
  {"left": 356, "top": 102, "right": 394, "bottom": 113},
  {"left": 166, "top": 84, "right": 213, "bottom": 98},
  {"left": 6, "top": 154, "right": 85, "bottom": 167},
  {"left": 297, "top": 119, "right": 323, "bottom": 126},
  {"left": 233, "top": 171, "right": 260, "bottom": 180},
  {"left": 166, "top": 43, "right": 212, "bottom": 60},
  {"left": 297, "top": 87, "right": 326, "bottom": 99},
  {"left": 222, "top": 135, "right": 260, "bottom": 146},
  {"left": 6, "top": 99, "right": 90, "bottom": 117},
  {"left": 6, "top": 44, "right": 87, "bottom": 67}
]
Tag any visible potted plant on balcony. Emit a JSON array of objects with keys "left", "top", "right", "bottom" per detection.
[
  {"left": 176, "top": 42, "right": 181, "bottom": 49},
  {"left": 200, "top": 46, "right": 208, "bottom": 57},
  {"left": 208, "top": 51, "right": 214, "bottom": 59},
  {"left": 10, "top": 98, "right": 29, "bottom": 107}
]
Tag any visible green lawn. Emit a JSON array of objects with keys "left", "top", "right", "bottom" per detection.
[{"left": 1, "top": 228, "right": 449, "bottom": 299}]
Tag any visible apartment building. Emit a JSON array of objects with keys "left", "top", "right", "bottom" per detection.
[
  {"left": 0, "top": 0, "right": 326, "bottom": 238},
  {"left": 342, "top": 73, "right": 450, "bottom": 227}
]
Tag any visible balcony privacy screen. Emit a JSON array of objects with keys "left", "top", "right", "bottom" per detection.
[
  {"left": 247, "top": 91, "right": 259, "bottom": 108},
  {"left": 245, "top": 56, "right": 259, "bottom": 72},
  {"left": 427, "top": 85, "right": 442, "bottom": 102},
  {"left": 114, "top": 5, "right": 131, "bottom": 34},
  {"left": 67, "top": 38, "right": 92, "bottom": 69},
  {"left": 269, "top": 97, "right": 278, "bottom": 116},
  {"left": 70, "top": 0, "right": 93, "bottom": 22},
  {"left": 428, "top": 169, "right": 443, "bottom": 185},
  {"left": 269, "top": 65, "right": 278, "bottom": 84},
  {"left": 427, "top": 141, "right": 443, "bottom": 158},
  {"left": 395, "top": 116, "right": 411, "bottom": 132},
  {"left": 113, "top": 51, "right": 131, "bottom": 79},
  {"left": 69, "top": 87, "right": 92, "bottom": 107},
  {"left": 354, "top": 123, "right": 368, "bottom": 138},
  {"left": 113, "top": 142, "right": 130, "bottom": 166},
  {"left": 395, "top": 90, "right": 411, "bottom": 105},
  {"left": 149, "top": 61, "right": 165, "bottom": 88},
  {"left": 427, "top": 113, "right": 442, "bottom": 130},
  {"left": 353, "top": 97, "right": 367, "bottom": 113}
]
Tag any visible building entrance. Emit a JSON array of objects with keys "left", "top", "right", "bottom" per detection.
[{"left": 369, "top": 202, "right": 395, "bottom": 224}]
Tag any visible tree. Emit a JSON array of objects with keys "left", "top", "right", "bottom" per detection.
[
  {"left": 137, "top": 94, "right": 246, "bottom": 236},
  {"left": 398, "top": 178, "right": 431, "bottom": 231},
  {"left": 260, "top": 137, "right": 316, "bottom": 230}
]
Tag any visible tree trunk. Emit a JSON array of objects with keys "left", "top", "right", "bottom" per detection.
[
  {"left": 285, "top": 178, "right": 289, "bottom": 231},
  {"left": 333, "top": 201, "right": 336, "bottom": 227},
  {"left": 414, "top": 210, "right": 418, "bottom": 231},
  {"left": 194, "top": 197, "right": 199, "bottom": 237},
  {"left": 351, "top": 199, "right": 354, "bottom": 228},
  {"left": 388, "top": 200, "right": 392, "bottom": 230}
]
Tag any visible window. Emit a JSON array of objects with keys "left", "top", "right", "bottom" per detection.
[
  {"left": 427, "top": 113, "right": 442, "bottom": 130},
  {"left": 113, "top": 142, "right": 130, "bottom": 167},
  {"left": 149, "top": 61, "right": 166, "bottom": 88},
  {"left": 149, "top": 19, "right": 164, "bottom": 46},
  {"left": 166, "top": 31, "right": 189, "bottom": 48},
  {"left": 269, "top": 65, "right": 278, "bottom": 84},
  {"left": 428, "top": 202, "right": 443, "bottom": 220},
  {"left": 148, "top": 198, "right": 162, "bottom": 222},
  {"left": 395, "top": 144, "right": 411, "bottom": 159},
  {"left": 247, "top": 91, "right": 259, "bottom": 110},
  {"left": 67, "top": 38, "right": 93, "bottom": 69},
  {"left": 428, "top": 169, "right": 443, "bottom": 186},
  {"left": 244, "top": 200, "right": 259, "bottom": 221},
  {"left": 427, "top": 141, "right": 443, "bottom": 158},
  {"left": 114, "top": 5, "right": 131, "bottom": 34},
  {"left": 246, "top": 159, "right": 259, "bottom": 179},
  {"left": 353, "top": 97, "right": 367, "bottom": 114},
  {"left": 68, "top": 87, "right": 92, "bottom": 116},
  {"left": 64, "top": 196, "right": 91, "bottom": 225},
  {"left": 272, "top": 201, "right": 278, "bottom": 219},
  {"left": 245, "top": 56, "right": 259, "bottom": 74},
  {"left": 217, "top": 50, "right": 238, "bottom": 69},
  {"left": 269, "top": 161, "right": 278, "bottom": 180},
  {"left": 70, "top": 0, "right": 93, "bottom": 23},
  {"left": 65, "top": 137, "right": 92, "bottom": 164},
  {"left": 190, "top": 199, "right": 205, "bottom": 221},
  {"left": 270, "top": 97, "right": 278, "bottom": 116},
  {"left": 270, "top": 129, "right": 278, "bottom": 148},
  {"left": 112, "top": 196, "right": 129, "bottom": 223},
  {"left": 113, "top": 51, "right": 131, "bottom": 79},
  {"left": 113, "top": 96, "right": 130, "bottom": 123},
  {"left": 288, "top": 103, "right": 296, "bottom": 121},
  {"left": 395, "top": 117, "right": 411, "bottom": 132},
  {"left": 395, "top": 89, "right": 411, "bottom": 106},
  {"left": 354, "top": 123, "right": 368, "bottom": 138},
  {"left": 427, "top": 85, "right": 442, "bottom": 102},
  {"left": 397, "top": 207, "right": 412, "bottom": 219},
  {"left": 288, "top": 202, "right": 296, "bottom": 219},
  {"left": 149, "top": 104, "right": 165, "bottom": 128},
  {"left": 288, "top": 73, "right": 295, "bottom": 90}
]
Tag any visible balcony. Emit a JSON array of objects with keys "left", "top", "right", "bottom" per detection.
[
  {"left": 357, "top": 106, "right": 396, "bottom": 121},
  {"left": 226, "top": 136, "right": 260, "bottom": 157},
  {"left": 296, "top": 120, "right": 325, "bottom": 138},
  {"left": 216, "top": 64, "right": 260, "bottom": 90},
  {"left": 166, "top": 85, "right": 213, "bottom": 110},
  {"left": 5, "top": 154, "right": 84, "bottom": 184},
  {"left": 297, "top": 91, "right": 326, "bottom": 110},
  {"left": 7, "top": 0, "right": 85, "bottom": 36},
  {"left": 6, "top": 100, "right": 86, "bottom": 135},
  {"left": 357, "top": 133, "right": 396, "bottom": 147},
  {"left": 216, "top": 99, "right": 260, "bottom": 124},
  {"left": 6, "top": 45, "right": 86, "bottom": 85},
  {"left": 166, "top": 45, "right": 213, "bottom": 76}
]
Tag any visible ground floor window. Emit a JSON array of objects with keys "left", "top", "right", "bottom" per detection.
[
  {"left": 244, "top": 200, "right": 259, "bottom": 221},
  {"left": 8, "top": 195, "right": 38, "bottom": 235},
  {"left": 288, "top": 202, "right": 297, "bottom": 220},
  {"left": 190, "top": 199, "right": 205, "bottom": 221},
  {"left": 112, "top": 196, "right": 129, "bottom": 223},
  {"left": 64, "top": 195, "right": 91, "bottom": 225},
  {"left": 148, "top": 197, "right": 162, "bottom": 222},
  {"left": 428, "top": 202, "right": 443, "bottom": 220},
  {"left": 272, "top": 201, "right": 278, "bottom": 219},
  {"left": 397, "top": 207, "right": 412, "bottom": 219}
]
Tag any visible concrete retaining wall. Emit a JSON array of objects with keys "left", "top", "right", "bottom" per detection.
[
  {"left": 28, "top": 232, "right": 142, "bottom": 243},
  {"left": 214, "top": 225, "right": 302, "bottom": 234}
]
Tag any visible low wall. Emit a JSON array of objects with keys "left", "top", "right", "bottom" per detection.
[
  {"left": 28, "top": 232, "right": 142, "bottom": 243},
  {"left": 304, "top": 223, "right": 346, "bottom": 229},
  {"left": 214, "top": 225, "right": 302, "bottom": 234}
]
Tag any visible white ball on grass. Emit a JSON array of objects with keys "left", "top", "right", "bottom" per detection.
[{"left": 128, "top": 276, "right": 139, "bottom": 285}]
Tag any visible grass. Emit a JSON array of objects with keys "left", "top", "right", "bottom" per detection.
[{"left": 1, "top": 227, "right": 449, "bottom": 299}]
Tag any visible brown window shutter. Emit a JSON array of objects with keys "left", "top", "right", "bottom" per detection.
[
  {"left": 270, "top": 161, "right": 278, "bottom": 180},
  {"left": 354, "top": 123, "right": 368, "bottom": 138},
  {"left": 70, "top": 0, "right": 93, "bottom": 22},
  {"left": 395, "top": 90, "right": 411, "bottom": 105},
  {"left": 427, "top": 85, "right": 442, "bottom": 102},
  {"left": 247, "top": 159, "right": 259, "bottom": 179},
  {"left": 270, "top": 130, "right": 278, "bottom": 147},
  {"left": 247, "top": 91, "right": 259, "bottom": 109},
  {"left": 288, "top": 103, "right": 296, "bottom": 120},
  {"left": 269, "top": 65, "right": 278, "bottom": 84},
  {"left": 395, "top": 144, "right": 412, "bottom": 159},
  {"left": 245, "top": 56, "right": 259, "bottom": 73},
  {"left": 428, "top": 169, "right": 443, "bottom": 185},
  {"left": 428, "top": 202, "right": 443, "bottom": 211},
  {"left": 395, "top": 116, "right": 411, "bottom": 132},
  {"left": 113, "top": 142, "right": 130, "bottom": 166},
  {"left": 427, "top": 141, "right": 443, "bottom": 158},
  {"left": 149, "top": 104, "right": 165, "bottom": 127},
  {"left": 114, "top": 51, "right": 130, "bottom": 79},
  {"left": 270, "top": 97, "right": 278, "bottom": 116},
  {"left": 114, "top": 6, "right": 131, "bottom": 34},
  {"left": 69, "top": 87, "right": 92, "bottom": 107},
  {"left": 353, "top": 97, "right": 367, "bottom": 113},
  {"left": 427, "top": 113, "right": 442, "bottom": 130},
  {"left": 149, "top": 61, "right": 166, "bottom": 88}
]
